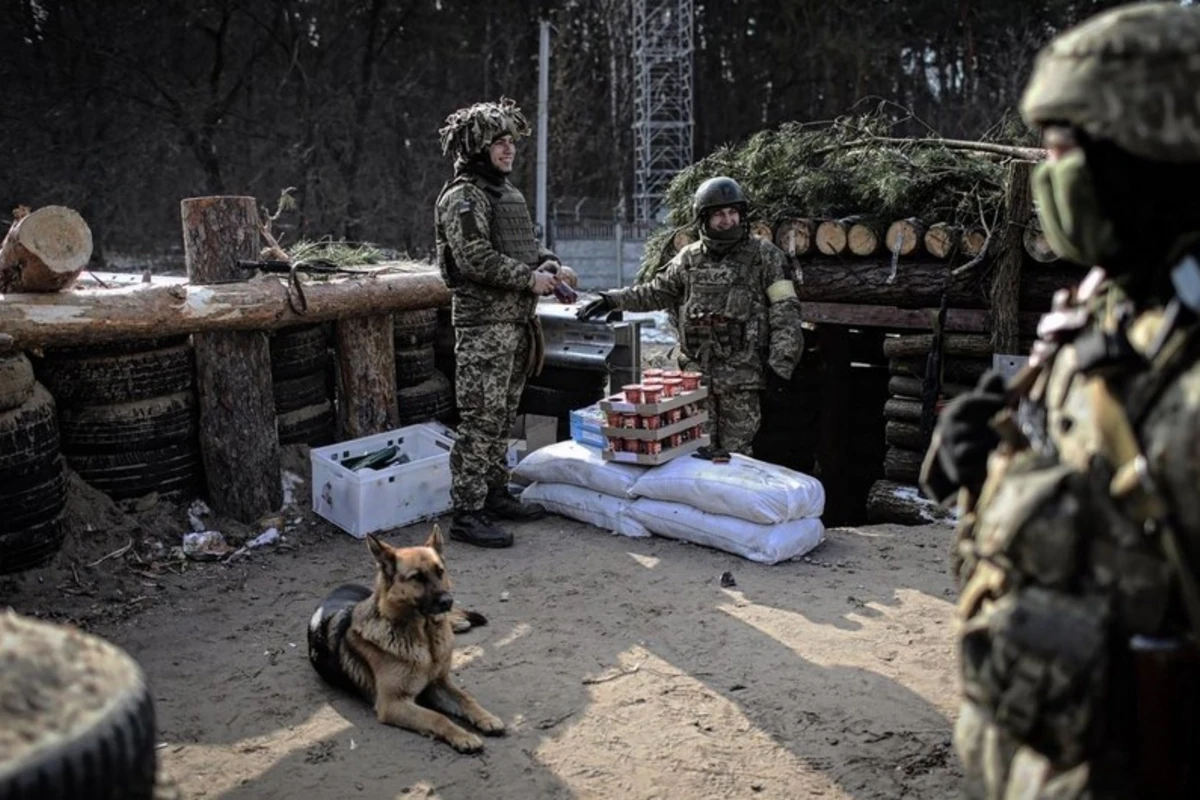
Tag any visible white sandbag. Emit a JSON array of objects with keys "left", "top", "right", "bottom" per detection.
[
  {"left": 512, "top": 439, "right": 646, "bottom": 498},
  {"left": 627, "top": 453, "right": 824, "bottom": 524},
  {"left": 629, "top": 498, "right": 825, "bottom": 564},
  {"left": 521, "top": 481, "right": 651, "bottom": 538}
]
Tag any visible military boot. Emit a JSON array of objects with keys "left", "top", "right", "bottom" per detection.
[
  {"left": 485, "top": 486, "right": 546, "bottom": 521},
  {"left": 449, "top": 510, "right": 513, "bottom": 548},
  {"left": 691, "top": 445, "right": 731, "bottom": 464}
]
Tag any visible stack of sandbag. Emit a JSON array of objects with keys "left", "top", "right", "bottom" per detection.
[
  {"left": 513, "top": 440, "right": 651, "bottom": 538},
  {"left": 625, "top": 455, "right": 826, "bottom": 565}
]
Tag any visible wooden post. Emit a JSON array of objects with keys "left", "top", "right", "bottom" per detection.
[
  {"left": 335, "top": 315, "right": 399, "bottom": 440},
  {"left": 182, "top": 196, "right": 282, "bottom": 522},
  {"left": 989, "top": 162, "right": 1033, "bottom": 354},
  {"left": 814, "top": 325, "right": 852, "bottom": 523}
]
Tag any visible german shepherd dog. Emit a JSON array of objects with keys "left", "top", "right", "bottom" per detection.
[{"left": 307, "top": 525, "right": 506, "bottom": 753}]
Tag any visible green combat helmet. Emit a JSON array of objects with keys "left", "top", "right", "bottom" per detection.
[
  {"left": 692, "top": 176, "right": 748, "bottom": 223},
  {"left": 1020, "top": 2, "right": 1200, "bottom": 162},
  {"left": 438, "top": 97, "right": 532, "bottom": 160}
]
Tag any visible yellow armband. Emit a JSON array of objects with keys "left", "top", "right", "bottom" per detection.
[{"left": 766, "top": 279, "right": 797, "bottom": 304}]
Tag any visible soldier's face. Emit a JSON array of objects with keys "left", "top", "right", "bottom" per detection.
[
  {"left": 708, "top": 207, "right": 741, "bottom": 232},
  {"left": 489, "top": 135, "right": 516, "bottom": 173}
]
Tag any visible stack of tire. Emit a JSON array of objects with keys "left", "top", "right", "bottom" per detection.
[
  {"left": 394, "top": 308, "right": 455, "bottom": 427},
  {"left": 1, "top": 349, "right": 67, "bottom": 574},
  {"left": 270, "top": 324, "right": 336, "bottom": 446},
  {"left": 34, "top": 337, "right": 204, "bottom": 509}
]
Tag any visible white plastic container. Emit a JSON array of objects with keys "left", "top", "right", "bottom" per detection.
[{"left": 311, "top": 423, "right": 457, "bottom": 538}]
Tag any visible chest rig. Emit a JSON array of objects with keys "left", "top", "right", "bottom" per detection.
[
  {"left": 679, "top": 243, "right": 759, "bottom": 363},
  {"left": 436, "top": 173, "right": 540, "bottom": 288}
]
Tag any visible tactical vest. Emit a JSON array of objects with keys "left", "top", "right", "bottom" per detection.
[
  {"left": 951, "top": 270, "right": 1200, "bottom": 798},
  {"left": 436, "top": 172, "right": 539, "bottom": 289},
  {"left": 678, "top": 241, "right": 761, "bottom": 364}
]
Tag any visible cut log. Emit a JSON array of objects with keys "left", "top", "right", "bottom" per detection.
[
  {"left": 335, "top": 315, "right": 399, "bottom": 440},
  {"left": 815, "top": 219, "right": 851, "bottom": 255},
  {"left": 749, "top": 220, "right": 774, "bottom": 242},
  {"left": 888, "top": 374, "right": 971, "bottom": 399},
  {"left": 785, "top": 258, "right": 1084, "bottom": 310},
  {"left": 773, "top": 218, "right": 814, "bottom": 257},
  {"left": 801, "top": 301, "right": 1044, "bottom": 335},
  {"left": 989, "top": 162, "right": 1033, "bottom": 354},
  {"left": 847, "top": 218, "right": 885, "bottom": 256},
  {"left": 961, "top": 228, "right": 988, "bottom": 257},
  {"left": 182, "top": 195, "right": 282, "bottom": 523},
  {"left": 0, "top": 264, "right": 450, "bottom": 349},
  {"left": 923, "top": 222, "right": 959, "bottom": 259},
  {"left": 0, "top": 206, "right": 93, "bottom": 293},
  {"left": 1023, "top": 227, "right": 1059, "bottom": 263},
  {"left": 883, "top": 397, "right": 923, "bottom": 423},
  {"left": 884, "top": 446, "right": 924, "bottom": 484},
  {"left": 889, "top": 355, "right": 991, "bottom": 385},
  {"left": 866, "top": 479, "right": 956, "bottom": 525},
  {"left": 885, "top": 420, "right": 929, "bottom": 451},
  {"left": 885, "top": 218, "right": 926, "bottom": 257},
  {"left": 883, "top": 333, "right": 996, "bottom": 360}
]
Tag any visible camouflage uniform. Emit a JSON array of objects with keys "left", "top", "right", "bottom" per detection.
[
  {"left": 920, "top": 6, "right": 1200, "bottom": 798},
  {"left": 435, "top": 99, "right": 555, "bottom": 520},
  {"left": 607, "top": 235, "right": 804, "bottom": 455}
]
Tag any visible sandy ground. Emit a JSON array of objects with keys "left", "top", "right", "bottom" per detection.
[{"left": 2, "top": 455, "right": 963, "bottom": 800}]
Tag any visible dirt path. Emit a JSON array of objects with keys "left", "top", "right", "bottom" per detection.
[{"left": 3, "top": 467, "right": 963, "bottom": 800}]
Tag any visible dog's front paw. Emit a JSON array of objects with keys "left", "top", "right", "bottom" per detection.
[
  {"left": 473, "top": 711, "right": 506, "bottom": 736},
  {"left": 449, "top": 730, "right": 484, "bottom": 754}
]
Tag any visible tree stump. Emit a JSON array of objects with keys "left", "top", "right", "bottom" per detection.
[
  {"left": 0, "top": 206, "right": 93, "bottom": 292},
  {"left": 336, "top": 315, "right": 399, "bottom": 440},
  {"left": 182, "top": 196, "right": 283, "bottom": 523}
]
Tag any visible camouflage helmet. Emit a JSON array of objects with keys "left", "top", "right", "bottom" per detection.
[
  {"left": 438, "top": 97, "right": 532, "bottom": 159},
  {"left": 1020, "top": 2, "right": 1200, "bottom": 163},
  {"left": 692, "top": 176, "right": 748, "bottom": 220}
]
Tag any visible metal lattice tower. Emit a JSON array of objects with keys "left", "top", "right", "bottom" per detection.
[{"left": 632, "top": 0, "right": 694, "bottom": 224}]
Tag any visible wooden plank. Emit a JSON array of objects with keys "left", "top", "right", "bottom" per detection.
[
  {"left": 182, "top": 195, "right": 282, "bottom": 523},
  {"left": 800, "top": 301, "right": 1043, "bottom": 334}
]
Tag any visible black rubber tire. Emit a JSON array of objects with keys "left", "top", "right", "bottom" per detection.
[
  {"left": 270, "top": 325, "right": 331, "bottom": 381},
  {"left": 0, "top": 510, "right": 68, "bottom": 575},
  {"left": 395, "top": 344, "right": 436, "bottom": 388},
  {"left": 58, "top": 392, "right": 198, "bottom": 454},
  {"left": 278, "top": 401, "right": 336, "bottom": 447},
  {"left": 67, "top": 443, "right": 203, "bottom": 502},
  {"left": 35, "top": 344, "right": 194, "bottom": 406},
  {"left": 1, "top": 456, "right": 68, "bottom": 535},
  {"left": 0, "top": 352, "right": 36, "bottom": 412},
  {"left": 393, "top": 308, "right": 439, "bottom": 348},
  {"left": 518, "top": 383, "right": 605, "bottom": 418},
  {"left": 42, "top": 335, "right": 191, "bottom": 358},
  {"left": 527, "top": 367, "right": 609, "bottom": 393},
  {"left": 274, "top": 371, "right": 332, "bottom": 415},
  {"left": 397, "top": 370, "right": 455, "bottom": 426},
  {"left": 0, "top": 384, "right": 60, "bottom": 482},
  {"left": 0, "top": 612, "right": 158, "bottom": 796}
]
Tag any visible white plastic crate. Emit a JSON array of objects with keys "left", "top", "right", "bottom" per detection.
[{"left": 311, "top": 423, "right": 456, "bottom": 538}]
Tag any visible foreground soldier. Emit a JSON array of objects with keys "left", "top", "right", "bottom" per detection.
[
  {"left": 920, "top": 4, "right": 1200, "bottom": 797},
  {"left": 577, "top": 177, "right": 804, "bottom": 460},
  {"left": 435, "top": 98, "right": 559, "bottom": 548}
]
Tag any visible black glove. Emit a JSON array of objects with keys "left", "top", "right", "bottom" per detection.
[
  {"left": 765, "top": 367, "right": 790, "bottom": 394},
  {"left": 931, "top": 369, "right": 1007, "bottom": 495},
  {"left": 576, "top": 293, "right": 615, "bottom": 321}
]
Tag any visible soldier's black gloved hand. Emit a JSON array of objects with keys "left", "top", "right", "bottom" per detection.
[
  {"left": 765, "top": 367, "right": 790, "bottom": 394},
  {"left": 576, "top": 294, "right": 615, "bottom": 321},
  {"left": 932, "top": 369, "right": 1007, "bottom": 495}
]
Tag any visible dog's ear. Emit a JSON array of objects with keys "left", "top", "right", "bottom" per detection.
[
  {"left": 424, "top": 524, "right": 444, "bottom": 555},
  {"left": 366, "top": 534, "right": 396, "bottom": 580}
]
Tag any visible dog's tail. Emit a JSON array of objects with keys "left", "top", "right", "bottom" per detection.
[{"left": 448, "top": 607, "right": 488, "bottom": 633}]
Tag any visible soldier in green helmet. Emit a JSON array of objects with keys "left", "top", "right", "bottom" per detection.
[
  {"left": 920, "top": 3, "right": 1200, "bottom": 797},
  {"left": 435, "top": 97, "right": 562, "bottom": 548},
  {"left": 578, "top": 177, "right": 805, "bottom": 461}
]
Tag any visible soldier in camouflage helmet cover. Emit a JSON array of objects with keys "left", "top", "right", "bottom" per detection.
[
  {"left": 920, "top": 4, "right": 1200, "bottom": 798},
  {"left": 578, "top": 177, "right": 805, "bottom": 460},
  {"left": 435, "top": 97, "right": 563, "bottom": 548}
]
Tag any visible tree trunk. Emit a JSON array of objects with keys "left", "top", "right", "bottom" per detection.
[
  {"left": 786, "top": 258, "right": 1083, "bottom": 310},
  {"left": 773, "top": 217, "right": 814, "bottom": 257},
  {"left": 0, "top": 206, "right": 93, "bottom": 293},
  {"left": 0, "top": 265, "right": 450, "bottom": 349},
  {"left": 866, "top": 479, "right": 955, "bottom": 525},
  {"left": 989, "top": 162, "right": 1032, "bottom": 354},
  {"left": 182, "top": 195, "right": 282, "bottom": 523},
  {"left": 923, "top": 222, "right": 959, "bottom": 259},
  {"left": 335, "top": 314, "right": 399, "bottom": 440},
  {"left": 815, "top": 218, "right": 851, "bottom": 255},
  {"left": 884, "top": 446, "right": 924, "bottom": 484},
  {"left": 885, "top": 217, "right": 927, "bottom": 257},
  {"left": 847, "top": 218, "right": 885, "bottom": 256}
]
